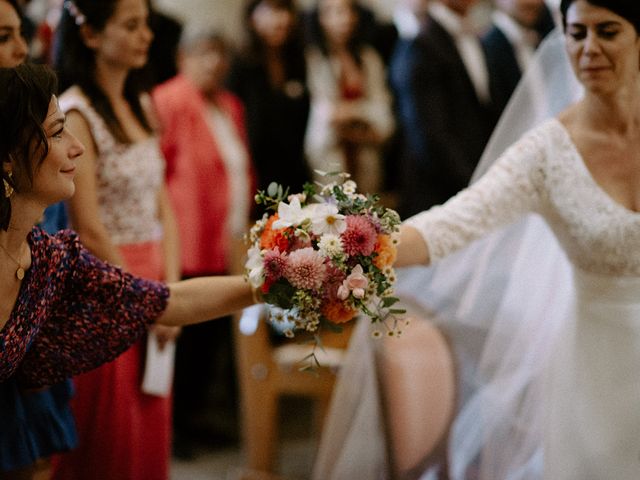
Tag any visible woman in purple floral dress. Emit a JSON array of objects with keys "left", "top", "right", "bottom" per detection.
[{"left": 0, "top": 61, "right": 254, "bottom": 442}]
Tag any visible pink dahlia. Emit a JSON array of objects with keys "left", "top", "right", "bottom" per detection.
[
  {"left": 284, "top": 247, "right": 327, "bottom": 291},
  {"left": 324, "top": 263, "right": 347, "bottom": 302},
  {"left": 263, "top": 248, "right": 287, "bottom": 281},
  {"left": 340, "top": 215, "right": 378, "bottom": 256}
]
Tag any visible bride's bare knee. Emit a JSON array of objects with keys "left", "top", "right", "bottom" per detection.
[{"left": 377, "top": 318, "right": 456, "bottom": 478}]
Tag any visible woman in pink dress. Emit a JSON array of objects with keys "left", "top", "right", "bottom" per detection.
[{"left": 49, "top": 0, "right": 180, "bottom": 478}]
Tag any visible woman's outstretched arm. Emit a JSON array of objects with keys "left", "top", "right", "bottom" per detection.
[{"left": 158, "top": 275, "right": 255, "bottom": 327}]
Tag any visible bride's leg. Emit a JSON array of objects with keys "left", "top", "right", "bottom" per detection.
[{"left": 377, "top": 318, "right": 456, "bottom": 480}]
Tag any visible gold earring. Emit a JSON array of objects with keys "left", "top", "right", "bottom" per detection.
[{"left": 3, "top": 173, "right": 14, "bottom": 199}]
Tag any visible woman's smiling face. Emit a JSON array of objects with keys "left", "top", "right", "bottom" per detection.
[{"left": 18, "top": 96, "right": 85, "bottom": 206}]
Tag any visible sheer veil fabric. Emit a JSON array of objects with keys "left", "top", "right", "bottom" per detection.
[{"left": 313, "top": 26, "right": 584, "bottom": 480}]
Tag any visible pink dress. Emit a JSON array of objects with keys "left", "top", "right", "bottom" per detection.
[{"left": 51, "top": 87, "right": 171, "bottom": 480}]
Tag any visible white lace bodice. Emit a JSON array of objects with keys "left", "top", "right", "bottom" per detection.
[
  {"left": 406, "top": 118, "right": 640, "bottom": 276},
  {"left": 59, "top": 87, "right": 164, "bottom": 245}
]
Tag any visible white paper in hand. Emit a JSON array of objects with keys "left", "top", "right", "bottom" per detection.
[{"left": 141, "top": 332, "right": 176, "bottom": 397}]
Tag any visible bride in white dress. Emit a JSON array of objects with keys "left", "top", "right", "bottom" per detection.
[{"left": 313, "top": 1, "right": 640, "bottom": 479}]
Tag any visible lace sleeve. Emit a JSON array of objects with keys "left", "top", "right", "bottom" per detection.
[{"left": 405, "top": 125, "right": 549, "bottom": 262}]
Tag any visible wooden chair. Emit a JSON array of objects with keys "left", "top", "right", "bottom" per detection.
[
  {"left": 233, "top": 305, "right": 352, "bottom": 474},
  {"left": 377, "top": 317, "right": 456, "bottom": 480}
]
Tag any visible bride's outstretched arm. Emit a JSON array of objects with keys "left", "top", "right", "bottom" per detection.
[
  {"left": 394, "top": 126, "right": 548, "bottom": 268},
  {"left": 395, "top": 224, "right": 431, "bottom": 267}
]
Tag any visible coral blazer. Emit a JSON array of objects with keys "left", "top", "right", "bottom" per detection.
[{"left": 153, "top": 74, "right": 255, "bottom": 275}]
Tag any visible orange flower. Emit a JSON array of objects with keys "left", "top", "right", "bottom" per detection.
[
  {"left": 373, "top": 234, "right": 397, "bottom": 268},
  {"left": 260, "top": 214, "right": 291, "bottom": 251},
  {"left": 322, "top": 300, "right": 358, "bottom": 324}
]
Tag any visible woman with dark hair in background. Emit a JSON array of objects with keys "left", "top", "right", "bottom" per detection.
[
  {"left": 49, "top": 0, "right": 180, "bottom": 478},
  {"left": 303, "top": 0, "right": 395, "bottom": 196},
  {"left": 227, "top": 0, "right": 311, "bottom": 201}
]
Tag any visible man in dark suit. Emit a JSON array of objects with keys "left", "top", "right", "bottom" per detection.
[
  {"left": 391, "top": 0, "right": 495, "bottom": 218},
  {"left": 482, "top": 0, "right": 554, "bottom": 122}
]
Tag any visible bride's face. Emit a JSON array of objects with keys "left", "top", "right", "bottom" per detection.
[{"left": 564, "top": 0, "right": 640, "bottom": 95}]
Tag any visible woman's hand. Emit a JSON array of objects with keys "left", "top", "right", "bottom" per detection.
[{"left": 150, "top": 324, "right": 181, "bottom": 350}]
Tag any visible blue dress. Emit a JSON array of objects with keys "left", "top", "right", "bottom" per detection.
[
  {"left": 2, "top": 203, "right": 73, "bottom": 472},
  {"left": 0, "top": 379, "right": 77, "bottom": 471}
]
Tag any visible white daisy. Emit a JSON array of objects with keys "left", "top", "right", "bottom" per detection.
[
  {"left": 309, "top": 203, "right": 346, "bottom": 236},
  {"left": 272, "top": 196, "right": 307, "bottom": 229},
  {"left": 318, "top": 234, "right": 344, "bottom": 257}
]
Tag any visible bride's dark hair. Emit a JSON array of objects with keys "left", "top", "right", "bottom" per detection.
[{"left": 560, "top": 0, "right": 640, "bottom": 32}]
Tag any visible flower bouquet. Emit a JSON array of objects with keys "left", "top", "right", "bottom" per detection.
[{"left": 245, "top": 172, "right": 406, "bottom": 366}]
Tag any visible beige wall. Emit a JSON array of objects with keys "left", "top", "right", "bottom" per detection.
[
  {"left": 153, "top": 0, "right": 398, "bottom": 47},
  {"left": 153, "top": 0, "right": 245, "bottom": 45},
  {"left": 153, "top": 0, "right": 496, "bottom": 45}
]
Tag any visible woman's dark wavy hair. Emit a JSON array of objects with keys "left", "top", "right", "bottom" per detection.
[
  {"left": 53, "top": 0, "right": 152, "bottom": 144},
  {"left": 560, "top": 0, "right": 640, "bottom": 33},
  {"left": 0, "top": 63, "right": 57, "bottom": 230},
  {"left": 5, "top": 0, "right": 19, "bottom": 16},
  {"left": 305, "top": 0, "right": 369, "bottom": 66},
  {"left": 242, "top": 0, "right": 307, "bottom": 82}
]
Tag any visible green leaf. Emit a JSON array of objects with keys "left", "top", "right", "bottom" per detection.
[
  {"left": 263, "top": 281, "right": 297, "bottom": 309},
  {"left": 381, "top": 297, "right": 400, "bottom": 307},
  {"left": 267, "top": 182, "right": 279, "bottom": 197}
]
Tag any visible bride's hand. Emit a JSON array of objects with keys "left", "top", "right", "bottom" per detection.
[{"left": 395, "top": 225, "right": 431, "bottom": 267}]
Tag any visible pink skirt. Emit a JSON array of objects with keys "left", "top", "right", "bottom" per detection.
[{"left": 51, "top": 241, "right": 172, "bottom": 480}]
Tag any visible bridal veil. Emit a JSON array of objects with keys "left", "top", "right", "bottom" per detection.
[{"left": 313, "top": 26, "right": 583, "bottom": 480}]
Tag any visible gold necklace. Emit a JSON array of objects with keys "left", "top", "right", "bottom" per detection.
[{"left": 0, "top": 242, "right": 25, "bottom": 280}]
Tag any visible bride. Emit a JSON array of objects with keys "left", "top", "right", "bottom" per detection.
[{"left": 313, "top": 0, "right": 640, "bottom": 479}]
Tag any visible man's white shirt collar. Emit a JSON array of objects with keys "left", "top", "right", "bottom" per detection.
[{"left": 492, "top": 10, "right": 539, "bottom": 71}]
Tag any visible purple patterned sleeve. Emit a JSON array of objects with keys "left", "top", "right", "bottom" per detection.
[{"left": 15, "top": 231, "right": 170, "bottom": 388}]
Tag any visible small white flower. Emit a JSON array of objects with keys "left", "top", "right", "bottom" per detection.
[
  {"left": 245, "top": 246, "right": 264, "bottom": 288},
  {"left": 342, "top": 180, "right": 357, "bottom": 195},
  {"left": 320, "top": 182, "right": 337, "bottom": 196},
  {"left": 272, "top": 196, "right": 307, "bottom": 229},
  {"left": 288, "top": 193, "right": 307, "bottom": 203},
  {"left": 309, "top": 203, "right": 346, "bottom": 236},
  {"left": 318, "top": 234, "right": 344, "bottom": 257},
  {"left": 270, "top": 307, "right": 286, "bottom": 323}
]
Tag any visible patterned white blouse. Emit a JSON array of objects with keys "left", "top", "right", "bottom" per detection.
[{"left": 59, "top": 87, "right": 165, "bottom": 246}]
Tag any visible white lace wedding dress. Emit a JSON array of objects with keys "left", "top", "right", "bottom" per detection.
[
  {"left": 402, "top": 117, "right": 640, "bottom": 479},
  {"left": 313, "top": 114, "right": 640, "bottom": 480}
]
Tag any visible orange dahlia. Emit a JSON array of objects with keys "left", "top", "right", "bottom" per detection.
[
  {"left": 373, "top": 234, "right": 397, "bottom": 268},
  {"left": 260, "top": 214, "right": 291, "bottom": 251},
  {"left": 322, "top": 300, "right": 358, "bottom": 324}
]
